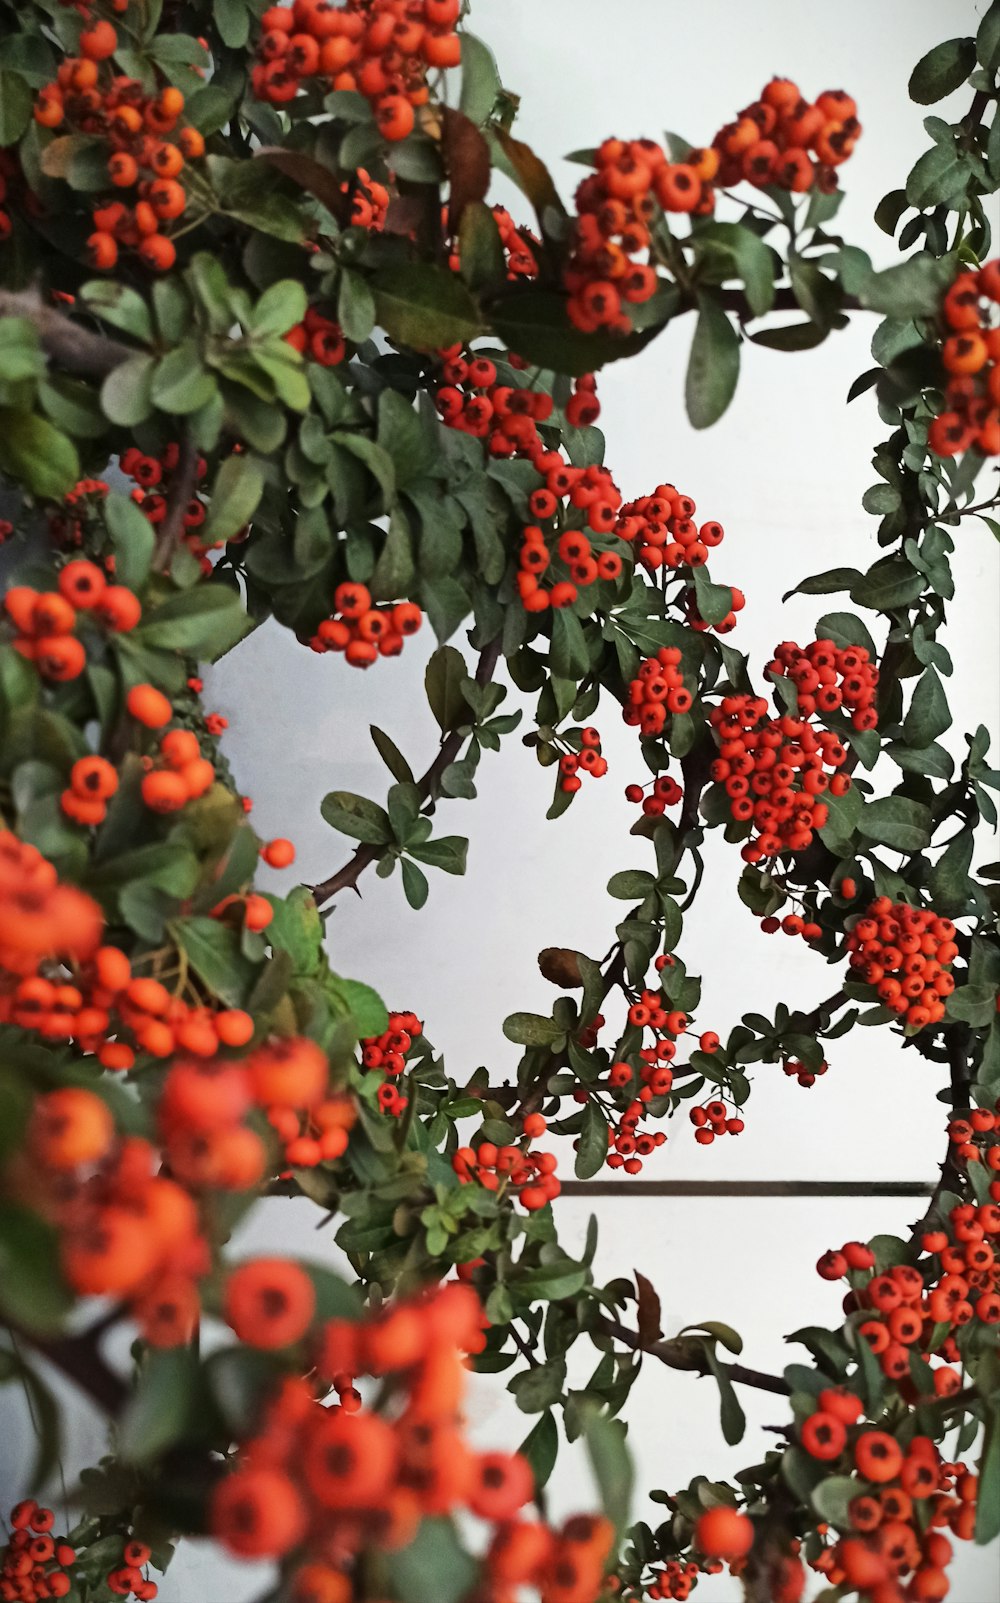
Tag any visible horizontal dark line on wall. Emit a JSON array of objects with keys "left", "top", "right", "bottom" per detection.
[{"left": 559, "top": 1180, "right": 935, "bottom": 1198}]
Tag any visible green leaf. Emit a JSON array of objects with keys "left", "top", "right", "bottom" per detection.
[
  {"left": 685, "top": 294, "right": 740, "bottom": 428},
  {"left": 575, "top": 1100, "right": 609, "bottom": 1179},
  {"left": 0, "top": 1205, "right": 72, "bottom": 1333},
  {"left": 903, "top": 667, "right": 952, "bottom": 746},
  {"left": 202, "top": 455, "right": 264, "bottom": 545},
  {"left": 681, "top": 1321, "right": 744, "bottom": 1357},
  {"left": 372, "top": 264, "right": 480, "bottom": 350},
  {"left": 459, "top": 33, "right": 502, "bottom": 125},
  {"left": 550, "top": 608, "right": 590, "bottom": 680},
  {"left": 80, "top": 281, "right": 154, "bottom": 344},
  {"left": 607, "top": 870, "right": 656, "bottom": 900},
  {"left": 503, "top": 1012, "right": 563, "bottom": 1046},
  {"left": 978, "top": 1, "right": 1000, "bottom": 73},
  {"left": 137, "top": 584, "right": 252, "bottom": 659},
  {"left": 425, "top": 644, "right": 471, "bottom": 731},
  {"left": 118, "top": 1348, "right": 202, "bottom": 1465},
  {"left": 700, "top": 1340, "right": 746, "bottom": 1445},
  {"left": 408, "top": 836, "right": 468, "bottom": 875},
  {"left": 335, "top": 978, "right": 389, "bottom": 1039},
  {"left": 908, "top": 38, "right": 977, "bottom": 103},
  {"left": 370, "top": 726, "right": 414, "bottom": 784},
  {"left": 812, "top": 1475, "right": 866, "bottom": 1531},
  {"left": 510, "top": 1360, "right": 566, "bottom": 1414},
  {"left": 976, "top": 1408, "right": 1000, "bottom": 1544},
  {"left": 151, "top": 340, "right": 217, "bottom": 415},
  {"left": 693, "top": 565, "right": 734, "bottom": 626},
  {"left": 857, "top": 796, "right": 932, "bottom": 852},
  {"left": 946, "top": 984, "right": 997, "bottom": 1027},
  {"left": 0, "top": 319, "right": 44, "bottom": 384},
  {"left": 815, "top": 611, "right": 878, "bottom": 658},
  {"left": 0, "top": 70, "right": 33, "bottom": 146},
  {"left": 101, "top": 354, "right": 155, "bottom": 426},
  {"left": 850, "top": 560, "right": 925, "bottom": 611},
  {"left": 519, "top": 1408, "right": 559, "bottom": 1489},
  {"left": 694, "top": 221, "right": 776, "bottom": 317},
  {"left": 104, "top": 492, "right": 155, "bottom": 591},
  {"left": 250, "top": 280, "right": 307, "bottom": 338},
  {"left": 0, "top": 410, "right": 79, "bottom": 500},
  {"left": 388, "top": 1518, "right": 478, "bottom": 1603},
  {"left": 457, "top": 202, "right": 506, "bottom": 292},
  {"left": 377, "top": 389, "right": 435, "bottom": 489},
  {"left": 584, "top": 1410, "right": 633, "bottom": 1530},
  {"left": 172, "top": 917, "right": 258, "bottom": 1007},
  {"left": 339, "top": 269, "right": 377, "bottom": 343},
  {"left": 371, "top": 505, "right": 414, "bottom": 599},
  {"left": 320, "top": 790, "right": 392, "bottom": 846},
  {"left": 859, "top": 253, "right": 957, "bottom": 317},
  {"left": 490, "top": 287, "right": 668, "bottom": 377}
]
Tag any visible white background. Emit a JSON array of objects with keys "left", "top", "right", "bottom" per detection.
[{"left": 4, "top": 1, "right": 999, "bottom": 1599}]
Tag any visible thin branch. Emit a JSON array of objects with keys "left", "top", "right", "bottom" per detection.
[
  {"left": 602, "top": 1316, "right": 790, "bottom": 1397},
  {"left": 311, "top": 634, "right": 502, "bottom": 906},
  {"left": 152, "top": 434, "right": 199, "bottom": 572},
  {"left": 4, "top": 1321, "right": 128, "bottom": 1417},
  {"left": 0, "top": 289, "right": 134, "bottom": 378}
]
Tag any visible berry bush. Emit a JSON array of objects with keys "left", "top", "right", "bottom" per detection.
[{"left": 0, "top": 1, "right": 998, "bottom": 1600}]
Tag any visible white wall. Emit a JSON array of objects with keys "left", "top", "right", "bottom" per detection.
[{"left": 4, "top": 2, "right": 998, "bottom": 1600}]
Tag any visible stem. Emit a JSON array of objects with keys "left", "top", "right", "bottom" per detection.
[
  {"left": 152, "top": 435, "right": 199, "bottom": 573},
  {"left": 0, "top": 289, "right": 134, "bottom": 377},
  {"left": 311, "top": 635, "right": 502, "bottom": 906},
  {"left": 602, "top": 1316, "right": 790, "bottom": 1396},
  {"left": 3, "top": 1320, "right": 128, "bottom": 1417}
]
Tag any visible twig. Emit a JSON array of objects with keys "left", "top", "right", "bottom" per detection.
[
  {"left": 601, "top": 1316, "right": 790, "bottom": 1397},
  {"left": 311, "top": 634, "right": 502, "bottom": 906},
  {"left": 0, "top": 289, "right": 134, "bottom": 377},
  {"left": 3, "top": 1320, "right": 128, "bottom": 1417},
  {"left": 152, "top": 434, "right": 199, "bottom": 573}
]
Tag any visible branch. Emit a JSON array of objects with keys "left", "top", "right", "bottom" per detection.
[
  {"left": 4, "top": 1320, "right": 128, "bottom": 1417},
  {"left": 311, "top": 634, "right": 502, "bottom": 906},
  {"left": 0, "top": 288, "right": 134, "bottom": 378},
  {"left": 152, "top": 434, "right": 199, "bottom": 573},
  {"left": 601, "top": 1316, "right": 790, "bottom": 1396}
]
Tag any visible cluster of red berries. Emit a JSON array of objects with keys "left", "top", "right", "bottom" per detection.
[
  {"left": 709, "top": 697, "right": 850, "bottom": 860},
  {"left": 359, "top": 1009, "right": 421, "bottom": 1116},
  {"left": 625, "top": 771, "right": 684, "bottom": 818},
  {"left": 453, "top": 1119, "right": 561, "bottom": 1211},
  {"left": 844, "top": 899, "right": 958, "bottom": 1030},
  {"left": 4, "top": 566, "right": 140, "bottom": 682},
  {"left": 139, "top": 731, "right": 216, "bottom": 815},
  {"left": 566, "top": 139, "right": 717, "bottom": 333},
  {"left": 759, "top": 908, "right": 824, "bottom": 944},
  {"left": 1, "top": 1503, "right": 81, "bottom": 1603},
  {"left": 928, "top": 259, "right": 1000, "bottom": 458},
  {"left": 447, "top": 203, "right": 540, "bottom": 282},
  {"left": 600, "top": 984, "right": 695, "bottom": 1173},
  {"left": 285, "top": 306, "right": 347, "bottom": 366},
  {"left": 518, "top": 517, "right": 624, "bottom": 613},
  {"left": 252, "top": 0, "right": 460, "bottom": 140},
  {"left": 211, "top": 1275, "right": 611, "bottom": 1602},
  {"left": 783, "top": 1056, "right": 828, "bottom": 1088},
  {"left": 766, "top": 637, "right": 879, "bottom": 732},
  {"left": 799, "top": 1403, "right": 979, "bottom": 1600},
  {"left": 947, "top": 1100, "right": 1000, "bottom": 1171},
  {"left": 308, "top": 581, "right": 422, "bottom": 667},
  {"left": 623, "top": 647, "right": 693, "bottom": 738},
  {"left": 712, "top": 79, "right": 861, "bottom": 195},
  {"left": 268, "top": 1092, "right": 358, "bottom": 1173},
  {"left": 119, "top": 444, "right": 222, "bottom": 573},
  {"left": 558, "top": 727, "right": 609, "bottom": 794},
  {"left": 642, "top": 1558, "right": 703, "bottom": 1601},
  {"left": 0, "top": 831, "right": 101, "bottom": 981},
  {"left": 615, "top": 484, "right": 723, "bottom": 574},
  {"left": 433, "top": 347, "right": 556, "bottom": 452},
  {"left": 157, "top": 1036, "right": 332, "bottom": 1200},
  {"left": 690, "top": 1097, "right": 745, "bottom": 1144},
  {"left": 34, "top": 29, "right": 205, "bottom": 274}
]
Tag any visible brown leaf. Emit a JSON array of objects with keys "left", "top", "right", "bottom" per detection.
[
  {"left": 40, "top": 135, "right": 86, "bottom": 180},
  {"left": 537, "top": 947, "right": 583, "bottom": 989},
  {"left": 634, "top": 1270, "right": 663, "bottom": 1348},
  {"left": 441, "top": 107, "right": 491, "bottom": 233},
  {"left": 253, "top": 147, "right": 351, "bottom": 225},
  {"left": 492, "top": 125, "right": 566, "bottom": 230}
]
